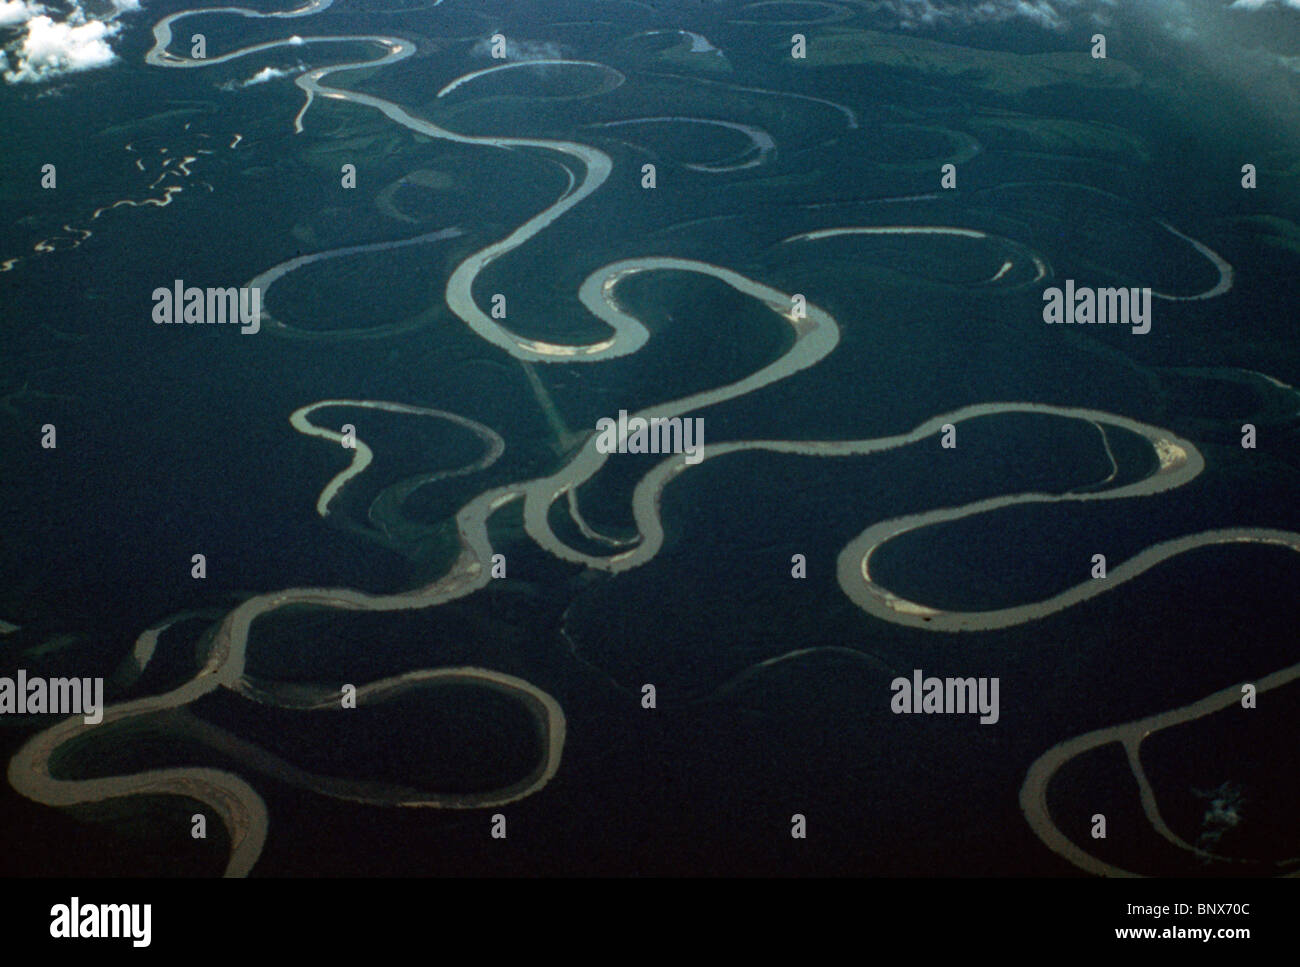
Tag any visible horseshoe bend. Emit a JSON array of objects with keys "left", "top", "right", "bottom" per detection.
[{"left": 2, "top": 0, "right": 1299, "bottom": 911}]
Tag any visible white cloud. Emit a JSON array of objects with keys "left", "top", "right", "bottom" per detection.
[
  {"left": 2, "top": 0, "right": 141, "bottom": 84},
  {"left": 470, "top": 35, "right": 566, "bottom": 61},
  {"left": 0, "top": 0, "right": 43, "bottom": 27},
  {"left": 242, "top": 65, "right": 292, "bottom": 85},
  {"left": 876, "top": 0, "right": 1085, "bottom": 31},
  {"left": 4, "top": 15, "right": 120, "bottom": 82},
  {"left": 1229, "top": 0, "right": 1300, "bottom": 9},
  {"left": 219, "top": 63, "right": 303, "bottom": 91}
]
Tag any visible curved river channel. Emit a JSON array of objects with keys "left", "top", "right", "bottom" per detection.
[{"left": 8, "top": 0, "right": 1299, "bottom": 878}]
